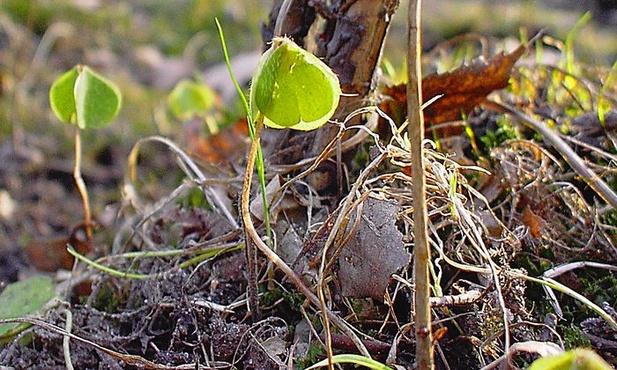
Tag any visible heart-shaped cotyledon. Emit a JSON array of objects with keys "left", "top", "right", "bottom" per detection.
[{"left": 250, "top": 37, "right": 341, "bottom": 131}]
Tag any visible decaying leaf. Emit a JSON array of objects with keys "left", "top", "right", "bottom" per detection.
[
  {"left": 338, "top": 198, "right": 409, "bottom": 300},
  {"left": 183, "top": 117, "right": 249, "bottom": 167},
  {"left": 381, "top": 40, "right": 530, "bottom": 137},
  {"left": 25, "top": 223, "right": 93, "bottom": 272},
  {"left": 249, "top": 175, "right": 299, "bottom": 223},
  {"left": 521, "top": 204, "right": 546, "bottom": 239}
]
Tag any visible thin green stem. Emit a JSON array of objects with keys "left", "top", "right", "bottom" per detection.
[
  {"left": 67, "top": 246, "right": 151, "bottom": 280},
  {"left": 215, "top": 18, "right": 271, "bottom": 244}
]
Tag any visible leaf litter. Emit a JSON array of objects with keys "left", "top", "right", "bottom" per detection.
[{"left": 1, "top": 7, "right": 617, "bottom": 370}]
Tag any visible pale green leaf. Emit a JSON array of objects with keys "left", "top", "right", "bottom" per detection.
[
  {"left": 74, "top": 66, "right": 122, "bottom": 129},
  {"left": 0, "top": 275, "right": 56, "bottom": 339},
  {"left": 528, "top": 348, "right": 613, "bottom": 370},
  {"left": 168, "top": 79, "right": 216, "bottom": 120},
  {"left": 49, "top": 67, "right": 79, "bottom": 124},
  {"left": 306, "top": 354, "right": 393, "bottom": 370},
  {"left": 250, "top": 37, "right": 341, "bottom": 131}
]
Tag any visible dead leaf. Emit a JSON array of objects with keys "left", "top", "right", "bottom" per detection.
[
  {"left": 381, "top": 40, "right": 530, "bottom": 137},
  {"left": 337, "top": 198, "right": 409, "bottom": 300},
  {"left": 258, "top": 336, "right": 287, "bottom": 366},
  {"left": 521, "top": 204, "right": 546, "bottom": 239},
  {"left": 249, "top": 175, "right": 299, "bottom": 223},
  {"left": 183, "top": 117, "right": 249, "bottom": 167},
  {"left": 25, "top": 223, "right": 93, "bottom": 272}
]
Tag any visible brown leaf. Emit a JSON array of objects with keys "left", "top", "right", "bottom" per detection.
[
  {"left": 521, "top": 204, "right": 546, "bottom": 239},
  {"left": 25, "top": 224, "right": 93, "bottom": 272},
  {"left": 337, "top": 198, "right": 410, "bottom": 300},
  {"left": 183, "top": 117, "right": 249, "bottom": 167},
  {"left": 381, "top": 40, "right": 530, "bottom": 137}
]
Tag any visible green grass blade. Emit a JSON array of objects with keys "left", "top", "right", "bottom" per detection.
[
  {"left": 305, "top": 354, "right": 393, "bottom": 370},
  {"left": 215, "top": 18, "right": 271, "bottom": 242}
]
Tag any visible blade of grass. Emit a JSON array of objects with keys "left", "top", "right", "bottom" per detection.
[
  {"left": 306, "top": 354, "right": 393, "bottom": 370},
  {"left": 214, "top": 18, "right": 271, "bottom": 243},
  {"left": 67, "top": 246, "right": 151, "bottom": 280}
]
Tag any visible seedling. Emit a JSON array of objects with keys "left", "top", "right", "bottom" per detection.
[
  {"left": 167, "top": 78, "right": 216, "bottom": 122},
  {"left": 215, "top": 19, "right": 342, "bottom": 327},
  {"left": 216, "top": 19, "right": 340, "bottom": 231},
  {"left": 49, "top": 65, "right": 122, "bottom": 239}
]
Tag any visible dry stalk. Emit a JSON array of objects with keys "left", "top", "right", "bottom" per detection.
[
  {"left": 407, "top": 0, "right": 434, "bottom": 368},
  {"left": 240, "top": 119, "right": 371, "bottom": 358}
]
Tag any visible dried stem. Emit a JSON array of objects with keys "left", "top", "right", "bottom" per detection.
[
  {"left": 240, "top": 117, "right": 370, "bottom": 358},
  {"left": 407, "top": 0, "right": 434, "bottom": 368}
]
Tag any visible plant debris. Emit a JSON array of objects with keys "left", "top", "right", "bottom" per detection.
[{"left": 337, "top": 198, "right": 409, "bottom": 300}]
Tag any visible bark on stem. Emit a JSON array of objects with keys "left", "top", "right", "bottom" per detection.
[{"left": 406, "top": 0, "right": 434, "bottom": 368}]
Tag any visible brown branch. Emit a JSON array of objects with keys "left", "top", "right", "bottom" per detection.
[{"left": 407, "top": 0, "right": 434, "bottom": 368}]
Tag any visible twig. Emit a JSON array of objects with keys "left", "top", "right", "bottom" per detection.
[
  {"left": 543, "top": 261, "right": 617, "bottom": 278},
  {"left": 242, "top": 117, "right": 264, "bottom": 320},
  {"left": 61, "top": 308, "right": 75, "bottom": 370},
  {"left": 407, "top": 0, "right": 434, "bottom": 368}
]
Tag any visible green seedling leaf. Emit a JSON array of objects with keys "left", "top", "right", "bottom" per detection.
[
  {"left": 0, "top": 275, "right": 56, "bottom": 340},
  {"left": 49, "top": 67, "right": 79, "bottom": 123},
  {"left": 49, "top": 65, "right": 122, "bottom": 129},
  {"left": 528, "top": 348, "right": 612, "bottom": 370},
  {"left": 74, "top": 66, "right": 122, "bottom": 129},
  {"left": 306, "top": 354, "right": 393, "bottom": 370},
  {"left": 168, "top": 79, "right": 216, "bottom": 121},
  {"left": 250, "top": 37, "right": 341, "bottom": 131}
]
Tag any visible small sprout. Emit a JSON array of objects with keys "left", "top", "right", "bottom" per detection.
[
  {"left": 167, "top": 78, "right": 216, "bottom": 121},
  {"left": 50, "top": 65, "right": 122, "bottom": 129},
  {"left": 49, "top": 65, "right": 122, "bottom": 238},
  {"left": 250, "top": 36, "right": 341, "bottom": 131}
]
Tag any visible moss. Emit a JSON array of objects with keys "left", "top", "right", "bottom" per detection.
[
  {"left": 561, "top": 323, "right": 591, "bottom": 350},
  {"left": 294, "top": 342, "right": 326, "bottom": 370}
]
